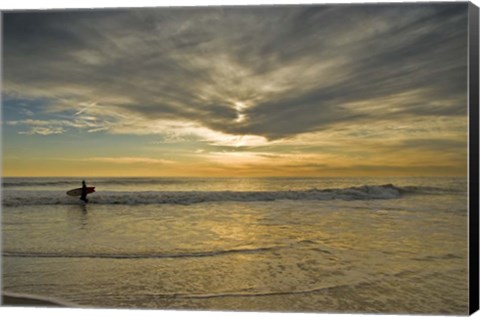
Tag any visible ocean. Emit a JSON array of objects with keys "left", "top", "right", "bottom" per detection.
[{"left": 1, "top": 177, "right": 469, "bottom": 314}]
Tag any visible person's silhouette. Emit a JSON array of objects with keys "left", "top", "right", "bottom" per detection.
[{"left": 80, "top": 180, "right": 89, "bottom": 203}]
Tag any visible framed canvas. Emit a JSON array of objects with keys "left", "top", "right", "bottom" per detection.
[{"left": 1, "top": 1, "right": 479, "bottom": 316}]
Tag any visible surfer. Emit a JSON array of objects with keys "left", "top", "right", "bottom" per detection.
[{"left": 80, "top": 180, "right": 89, "bottom": 203}]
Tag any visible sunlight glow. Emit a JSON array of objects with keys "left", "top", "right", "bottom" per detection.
[{"left": 234, "top": 101, "right": 248, "bottom": 123}]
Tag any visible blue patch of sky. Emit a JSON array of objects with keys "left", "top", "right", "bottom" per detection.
[
  {"left": 2, "top": 95, "right": 203, "bottom": 161},
  {"left": 2, "top": 96, "right": 52, "bottom": 122},
  {"left": 2, "top": 96, "right": 54, "bottom": 141},
  {"left": 1, "top": 97, "right": 164, "bottom": 159},
  {"left": 3, "top": 96, "right": 92, "bottom": 136}
]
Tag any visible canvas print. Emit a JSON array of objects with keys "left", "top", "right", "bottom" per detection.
[{"left": 1, "top": 2, "right": 478, "bottom": 315}]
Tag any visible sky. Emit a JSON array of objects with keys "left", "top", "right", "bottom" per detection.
[{"left": 1, "top": 3, "right": 469, "bottom": 177}]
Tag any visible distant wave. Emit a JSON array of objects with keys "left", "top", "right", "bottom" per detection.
[
  {"left": 2, "top": 184, "right": 454, "bottom": 207},
  {"left": 2, "top": 178, "right": 195, "bottom": 188},
  {"left": 3, "top": 246, "right": 280, "bottom": 259},
  {"left": 2, "top": 180, "right": 80, "bottom": 187}
]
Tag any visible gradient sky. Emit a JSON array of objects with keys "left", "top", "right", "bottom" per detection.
[{"left": 1, "top": 3, "right": 469, "bottom": 177}]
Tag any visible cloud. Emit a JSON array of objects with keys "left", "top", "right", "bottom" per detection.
[
  {"left": 2, "top": 4, "right": 468, "bottom": 142},
  {"left": 6, "top": 117, "right": 104, "bottom": 135},
  {"left": 18, "top": 126, "right": 65, "bottom": 135},
  {"left": 19, "top": 108, "right": 35, "bottom": 116},
  {"left": 75, "top": 157, "right": 174, "bottom": 164}
]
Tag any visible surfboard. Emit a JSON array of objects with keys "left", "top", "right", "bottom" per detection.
[{"left": 66, "top": 187, "right": 96, "bottom": 197}]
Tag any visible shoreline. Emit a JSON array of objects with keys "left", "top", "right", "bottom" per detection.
[{"left": 2, "top": 293, "right": 67, "bottom": 307}]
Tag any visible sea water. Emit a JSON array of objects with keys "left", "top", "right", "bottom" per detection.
[{"left": 1, "top": 177, "right": 468, "bottom": 314}]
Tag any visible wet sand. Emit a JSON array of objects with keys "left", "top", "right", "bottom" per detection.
[{"left": 2, "top": 293, "right": 64, "bottom": 307}]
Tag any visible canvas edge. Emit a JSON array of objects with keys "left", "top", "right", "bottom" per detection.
[
  {"left": 0, "top": 1, "right": 477, "bottom": 316},
  {"left": 469, "top": 1, "right": 480, "bottom": 315}
]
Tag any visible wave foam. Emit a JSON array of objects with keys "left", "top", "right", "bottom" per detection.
[{"left": 2, "top": 184, "right": 409, "bottom": 206}]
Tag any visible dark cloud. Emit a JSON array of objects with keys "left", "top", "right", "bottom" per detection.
[
  {"left": 3, "top": 3, "right": 468, "bottom": 140},
  {"left": 399, "top": 138, "right": 467, "bottom": 152},
  {"left": 335, "top": 164, "right": 466, "bottom": 174}
]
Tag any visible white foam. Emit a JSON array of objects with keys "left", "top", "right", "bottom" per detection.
[{"left": 2, "top": 184, "right": 405, "bottom": 207}]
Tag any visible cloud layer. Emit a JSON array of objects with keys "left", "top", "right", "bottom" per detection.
[
  {"left": 2, "top": 4, "right": 469, "bottom": 176},
  {"left": 4, "top": 4, "right": 468, "bottom": 137}
]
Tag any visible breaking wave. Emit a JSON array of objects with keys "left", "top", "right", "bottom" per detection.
[{"left": 0, "top": 184, "right": 433, "bottom": 207}]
